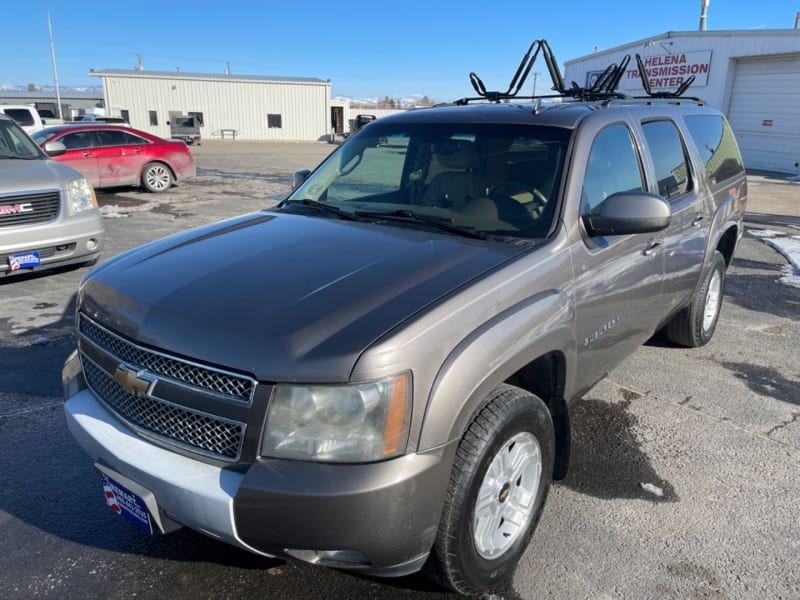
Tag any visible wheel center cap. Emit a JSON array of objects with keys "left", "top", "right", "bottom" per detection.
[{"left": 498, "top": 482, "right": 511, "bottom": 503}]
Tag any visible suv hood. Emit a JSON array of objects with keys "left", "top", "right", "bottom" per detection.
[
  {"left": 0, "top": 157, "right": 78, "bottom": 191},
  {"left": 80, "top": 211, "right": 524, "bottom": 381}
]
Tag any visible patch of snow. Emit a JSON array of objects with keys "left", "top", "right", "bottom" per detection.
[
  {"left": 99, "top": 206, "right": 130, "bottom": 218},
  {"left": 640, "top": 482, "right": 664, "bottom": 497},
  {"left": 748, "top": 229, "right": 800, "bottom": 289}
]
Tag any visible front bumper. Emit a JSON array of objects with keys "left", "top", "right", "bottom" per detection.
[
  {"left": 0, "top": 209, "right": 104, "bottom": 276},
  {"left": 64, "top": 361, "right": 455, "bottom": 576}
]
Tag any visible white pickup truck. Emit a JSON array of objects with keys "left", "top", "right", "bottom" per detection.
[{"left": 0, "top": 105, "right": 47, "bottom": 135}]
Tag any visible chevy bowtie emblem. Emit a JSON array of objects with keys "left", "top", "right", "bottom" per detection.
[{"left": 113, "top": 364, "right": 157, "bottom": 397}]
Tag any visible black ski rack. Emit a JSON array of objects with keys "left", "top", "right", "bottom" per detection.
[{"left": 454, "top": 39, "right": 699, "bottom": 105}]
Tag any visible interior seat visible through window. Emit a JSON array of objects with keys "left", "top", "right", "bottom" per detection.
[{"left": 422, "top": 140, "right": 487, "bottom": 209}]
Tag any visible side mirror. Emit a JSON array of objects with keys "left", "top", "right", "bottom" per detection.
[
  {"left": 44, "top": 140, "right": 67, "bottom": 157},
  {"left": 292, "top": 169, "right": 311, "bottom": 190},
  {"left": 583, "top": 191, "right": 671, "bottom": 236}
]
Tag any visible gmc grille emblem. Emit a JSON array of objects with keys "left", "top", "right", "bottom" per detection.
[
  {"left": 113, "top": 365, "right": 157, "bottom": 397},
  {"left": 0, "top": 203, "right": 34, "bottom": 215}
]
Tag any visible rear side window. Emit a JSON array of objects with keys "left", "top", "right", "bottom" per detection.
[
  {"left": 641, "top": 120, "right": 691, "bottom": 202},
  {"left": 684, "top": 115, "right": 744, "bottom": 184},
  {"left": 95, "top": 130, "right": 147, "bottom": 147},
  {"left": 582, "top": 124, "right": 644, "bottom": 213},
  {"left": 2, "top": 108, "right": 34, "bottom": 127},
  {"left": 61, "top": 131, "right": 95, "bottom": 149}
]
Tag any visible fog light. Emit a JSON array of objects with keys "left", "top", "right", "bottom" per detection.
[{"left": 86, "top": 239, "right": 97, "bottom": 251}]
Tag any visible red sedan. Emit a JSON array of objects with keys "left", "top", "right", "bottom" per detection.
[{"left": 33, "top": 124, "right": 196, "bottom": 193}]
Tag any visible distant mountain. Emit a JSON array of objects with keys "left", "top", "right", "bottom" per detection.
[
  {"left": 0, "top": 83, "right": 103, "bottom": 93},
  {"left": 334, "top": 94, "right": 436, "bottom": 108}
]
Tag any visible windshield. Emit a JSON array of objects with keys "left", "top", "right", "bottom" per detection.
[
  {"left": 0, "top": 119, "right": 44, "bottom": 159},
  {"left": 287, "top": 121, "right": 570, "bottom": 240}
]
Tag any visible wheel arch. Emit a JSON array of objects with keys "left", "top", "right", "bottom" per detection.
[
  {"left": 716, "top": 224, "right": 738, "bottom": 268},
  {"left": 417, "top": 289, "right": 576, "bottom": 480}
]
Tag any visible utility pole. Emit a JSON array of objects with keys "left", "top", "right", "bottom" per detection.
[
  {"left": 47, "top": 13, "right": 63, "bottom": 120},
  {"left": 699, "top": 0, "right": 710, "bottom": 31}
]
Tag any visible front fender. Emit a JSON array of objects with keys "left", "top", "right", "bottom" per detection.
[{"left": 417, "top": 289, "right": 576, "bottom": 451}]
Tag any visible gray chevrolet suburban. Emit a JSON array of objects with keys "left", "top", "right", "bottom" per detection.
[{"left": 63, "top": 42, "right": 746, "bottom": 594}]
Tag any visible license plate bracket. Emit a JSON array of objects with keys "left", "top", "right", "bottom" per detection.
[
  {"left": 101, "top": 472, "right": 154, "bottom": 535},
  {"left": 8, "top": 251, "right": 40, "bottom": 271}
]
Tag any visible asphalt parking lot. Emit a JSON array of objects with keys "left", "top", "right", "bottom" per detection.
[{"left": 0, "top": 141, "right": 798, "bottom": 600}]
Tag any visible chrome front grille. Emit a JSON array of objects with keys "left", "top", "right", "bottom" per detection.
[
  {"left": 79, "top": 314, "right": 254, "bottom": 403},
  {"left": 82, "top": 358, "right": 245, "bottom": 461},
  {"left": 78, "top": 313, "right": 255, "bottom": 462},
  {"left": 0, "top": 191, "right": 60, "bottom": 228}
]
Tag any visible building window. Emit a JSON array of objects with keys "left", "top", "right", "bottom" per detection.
[
  {"left": 188, "top": 111, "right": 204, "bottom": 127},
  {"left": 267, "top": 114, "right": 282, "bottom": 129},
  {"left": 120, "top": 110, "right": 130, "bottom": 124},
  {"left": 149, "top": 111, "right": 158, "bottom": 126}
]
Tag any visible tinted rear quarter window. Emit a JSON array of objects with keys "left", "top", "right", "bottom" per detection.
[
  {"left": 641, "top": 120, "right": 691, "bottom": 202},
  {"left": 684, "top": 115, "right": 744, "bottom": 185}
]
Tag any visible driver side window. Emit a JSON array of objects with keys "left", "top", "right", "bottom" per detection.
[{"left": 582, "top": 124, "right": 644, "bottom": 214}]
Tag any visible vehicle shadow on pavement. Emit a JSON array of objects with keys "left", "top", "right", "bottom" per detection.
[
  {"left": 0, "top": 276, "right": 80, "bottom": 399},
  {"left": 559, "top": 392, "right": 678, "bottom": 502},
  {"left": 718, "top": 361, "right": 800, "bottom": 407},
  {"left": 725, "top": 270, "right": 800, "bottom": 321}
]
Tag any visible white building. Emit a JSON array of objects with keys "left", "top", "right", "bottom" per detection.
[
  {"left": 564, "top": 30, "right": 800, "bottom": 174},
  {"left": 90, "top": 69, "right": 332, "bottom": 142}
]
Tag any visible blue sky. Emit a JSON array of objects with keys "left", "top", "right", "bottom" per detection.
[{"left": 1, "top": 0, "right": 797, "bottom": 101}]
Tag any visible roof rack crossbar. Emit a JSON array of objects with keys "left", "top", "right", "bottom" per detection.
[{"left": 453, "top": 40, "right": 700, "bottom": 105}]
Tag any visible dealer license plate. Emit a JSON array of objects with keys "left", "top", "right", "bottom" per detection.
[
  {"left": 8, "top": 251, "right": 40, "bottom": 271},
  {"left": 101, "top": 473, "right": 153, "bottom": 534}
]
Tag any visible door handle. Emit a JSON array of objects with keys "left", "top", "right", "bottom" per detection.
[
  {"left": 692, "top": 215, "right": 705, "bottom": 227},
  {"left": 81, "top": 151, "right": 92, "bottom": 157},
  {"left": 643, "top": 240, "right": 662, "bottom": 256}
]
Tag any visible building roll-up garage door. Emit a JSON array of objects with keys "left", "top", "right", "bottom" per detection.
[{"left": 727, "top": 54, "right": 800, "bottom": 174}]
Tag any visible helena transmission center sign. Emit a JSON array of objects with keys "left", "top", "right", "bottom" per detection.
[
  {"left": 587, "top": 50, "right": 713, "bottom": 91},
  {"left": 626, "top": 50, "right": 712, "bottom": 90}
]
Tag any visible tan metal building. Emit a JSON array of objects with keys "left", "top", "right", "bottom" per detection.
[
  {"left": 564, "top": 30, "right": 800, "bottom": 174},
  {"left": 89, "top": 69, "right": 332, "bottom": 142}
]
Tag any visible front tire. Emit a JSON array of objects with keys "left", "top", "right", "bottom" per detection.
[
  {"left": 665, "top": 250, "right": 726, "bottom": 347},
  {"left": 425, "top": 384, "right": 554, "bottom": 594},
  {"left": 141, "top": 162, "right": 174, "bottom": 193}
]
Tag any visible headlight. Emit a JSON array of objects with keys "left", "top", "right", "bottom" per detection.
[
  {"left": 67, "top": 177, "right": 97, "bottom": 213},
  {"left": 262, "top": 373, "right": 411, "bottom": 463}
]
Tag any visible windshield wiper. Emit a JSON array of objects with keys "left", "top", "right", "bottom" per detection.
[
  {"left": 355, "top": 209, "right": 488, "bottom": 240},
  {"left": 279, "top": 198, "right": 358, "bottom": 220}
]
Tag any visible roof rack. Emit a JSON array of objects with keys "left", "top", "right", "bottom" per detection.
[
  {"left": 633, "top": 53, "right": 702, "bottom": 101},
  {"left": 453, "top": 39, "right": 700, "bottom": 105}
]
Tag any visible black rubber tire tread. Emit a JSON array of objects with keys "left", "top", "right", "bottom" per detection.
[
  {"left": 424, "top": 384, "right": 554, "bottom": 595},
  {"left": 665, "top": 250, "right": 726, "bottom": 348}
]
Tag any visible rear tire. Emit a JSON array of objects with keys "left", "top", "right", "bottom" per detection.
[
  {"left": 425, "top": 384, "right": 554, "bottom": 595},
  {"left": 665, "top": 250, "right": 726, "bottom": 347},
  {"left": 141, "top": 162, "right": 174, "bottom": 193}
]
